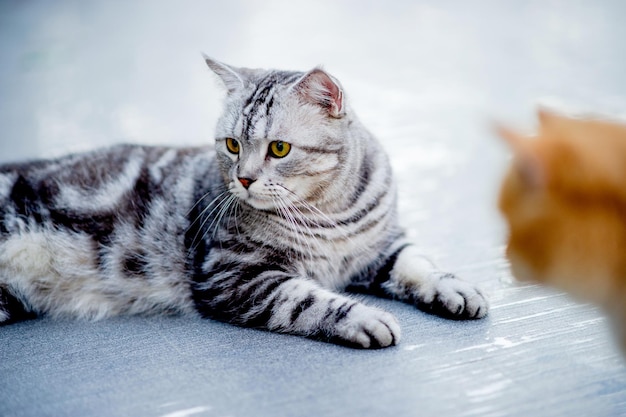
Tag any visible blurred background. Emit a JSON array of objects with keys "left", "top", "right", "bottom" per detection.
[
  {"left": 2, "top": 0, "right": 626, "bottom": 158},
  {"left": 2, "top": 1, "right": 626, "bottom": 416}
]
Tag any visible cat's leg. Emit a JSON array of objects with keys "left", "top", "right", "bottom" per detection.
[
  {"left": 0, "top": 285, "right": 37, "bottom": 325},
  {"left": 352, "top": 245, "right": 488, "bottom": 319},
  {"left": 193, "top": 272, "right": 400, "bottom": 348}
]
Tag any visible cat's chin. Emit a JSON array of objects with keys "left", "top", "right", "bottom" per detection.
[{"left": 241, "top": 196, "right": 278, "bottom": 211}]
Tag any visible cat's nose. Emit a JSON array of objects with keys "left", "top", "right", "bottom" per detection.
[{"left": 238, "top": 177, "right": 256, "bottom": 189}]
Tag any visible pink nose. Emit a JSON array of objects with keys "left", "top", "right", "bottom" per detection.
[{"left": 238, "top": 177, "right": 255, "bottom": 189}]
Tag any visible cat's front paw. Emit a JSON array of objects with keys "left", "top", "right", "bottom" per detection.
[
  {"left": 330, "top": 303, "right": 401, "bottom": 349},
  {"left": 417, "top": 273, "right": 488, "bottom": 320}
]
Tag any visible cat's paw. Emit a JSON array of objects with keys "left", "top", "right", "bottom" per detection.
[
  {"left": 416, "top": 273, "right": 488, "bottom": 320},
  {"left": 331, "top": 303, "right": 401, "bottom": 349}
]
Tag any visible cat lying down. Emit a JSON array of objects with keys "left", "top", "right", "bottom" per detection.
[
  {"left": 0, "top": 57, "right": 488, "bottom": 348},
  {"left": 498, "top": 109, "right": 626, "bottom": 352}
]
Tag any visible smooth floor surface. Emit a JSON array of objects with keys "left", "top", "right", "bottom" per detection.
[{"left": 1, "top": 1, "right": 626, "bottom": 416}]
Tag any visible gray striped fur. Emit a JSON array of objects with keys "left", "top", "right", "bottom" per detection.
[{"left": 0, "top": 58, "right": 488, "bottom": 348}]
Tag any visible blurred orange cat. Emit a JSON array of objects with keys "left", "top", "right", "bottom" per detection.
[{"left": 498, "top": 109, "right": 626, "bottom": 351}]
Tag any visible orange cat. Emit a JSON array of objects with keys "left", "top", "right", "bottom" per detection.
[{"left": 497, "top": 109, "right": 626, "bottom": 352}]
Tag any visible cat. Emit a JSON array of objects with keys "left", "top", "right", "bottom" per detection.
[
  {"left": 498, "top": 109, "right": 626, "bottom": 351},
  {"left": 0, "top": 56, "right": 488, "bottom": 348}
]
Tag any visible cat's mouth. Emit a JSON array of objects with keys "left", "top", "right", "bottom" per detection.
[
  {"left": 230, "top": 181, "right": 301, "bottom": 211},
  {"left": 242, "top": 195, "right": 276, "bottom": 210},
  {"left": 232, "top": 188, "right": 279, "bottom": 211}
]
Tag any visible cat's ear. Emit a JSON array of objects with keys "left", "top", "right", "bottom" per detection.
[
  {"left": 538, "top": 108, "right": 558, "bottom": 125},
  {"left": 292, "top": 68, "right": 345, "bottom": 118},
  {"left": 203, "top": 54, "right": 246, "bottom": 94},
  {"left": 538, "top": 108, "right": 568, "bottom": 131},
  {"left": 496, "top": 124, "right": 527, "bottom": 153},
  {"left": 496, "top": 124, "right": 546, "bottom": 189}
]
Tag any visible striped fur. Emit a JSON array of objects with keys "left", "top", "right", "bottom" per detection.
[{"left": 0, "top": 58, "right": 488, "bottom": 348}]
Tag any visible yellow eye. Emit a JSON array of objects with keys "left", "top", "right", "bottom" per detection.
[
  {"left": 268, "top": 141, "right": 291, "bottom": 158},
  {"left": 225, "top": 138, "right": 240, "bottom": 154}
]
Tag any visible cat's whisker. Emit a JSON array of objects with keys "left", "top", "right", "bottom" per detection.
[
  {"left": 279, "top": 196, "right": 338, "bottom": 268},
  {"left": 278, "top": 195, "right": 322, "bottom": 264},
  {"left": 188, "top": 195, "right": 229, "bottom": 244},
  {"left": 289, "top": 205, "right": 323, "bottom": 264},
  {"left": 232, "top": 198, "right": 241, "bottom": 238},
  {"left": 196, "top": 193, "right": 238, "bottom": 250},
  {"left": 273, "top": 195, "right": 313, "bottom": 263},
  {"left": 278, "top": 185, "right": 368, "bottom": 256},
  {"left": 185, "top": 189, "right": 213, "bottom": 217},
  {"left": 287, "top": 203, "right": 344, "bottom": 277},
  {"left": 225, "top": 195, "right": 241, "bottom": 237},
  {"left": 208, "top": 194, "right": 238, "bottom": 240},
  {"left": 186, "top": 189, "right": 231, "bottom": 231},
  {"left": 189, "top": 192, "right": 235, "bottom": 250},
  {"left": 188, "top": 189, "right": 230, "bottom": 219},
  {"left": 277, "top": 185, "right": 346, "bottom": 229}
]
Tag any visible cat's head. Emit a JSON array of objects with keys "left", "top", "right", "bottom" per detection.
[
  {"left": 205, "top": 56, "right": 351, "bottom": 211},
  {"left": 497, "top": 109, "right": 626, "bottom": 303}
]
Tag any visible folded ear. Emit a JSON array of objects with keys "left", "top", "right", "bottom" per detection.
[
  {"left": 292, "top": 68, "right": 345, "bottom": 118},
  {"left": 203, "top": 54, "right": 246, "bottom": 94}
]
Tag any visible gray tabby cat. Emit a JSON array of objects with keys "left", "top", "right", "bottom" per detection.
[{"left": 0, "top": 57, "right": 488, "bottom": 348}]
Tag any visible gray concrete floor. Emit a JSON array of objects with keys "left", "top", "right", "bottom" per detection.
[{"left": 1, "top": 1, "right": 626, "bottom": 416}]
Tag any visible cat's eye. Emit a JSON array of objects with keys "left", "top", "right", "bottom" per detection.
[
  {"left": 225, "top": 138, "right": 240, "bottom": 154},
  {"left": 268, "top": 141, "right": 291, "bottom": 158}
]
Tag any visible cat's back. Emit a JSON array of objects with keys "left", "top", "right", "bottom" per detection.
[
  {"left": 0, "top": 143, "right": 219, "bottom": 319},
  {"left": 0, "top": 144, "right": 217, "bottom": 219}
]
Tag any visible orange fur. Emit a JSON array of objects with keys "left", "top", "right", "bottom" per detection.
[{"left": 498, "top": 110, "right": 626, "bottom": 351}]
